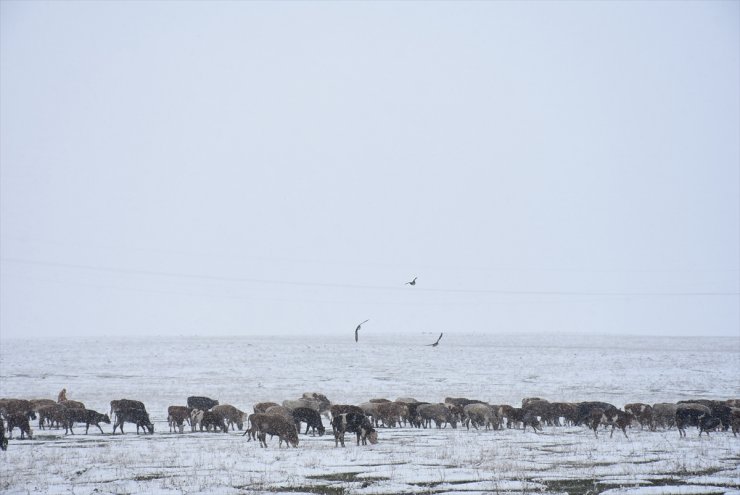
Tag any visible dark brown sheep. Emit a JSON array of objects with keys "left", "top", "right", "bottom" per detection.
[
  {"left": 6, "top": 413, "right": 32, "bottom": 439},
  {"left": 292, "top": 407, "right": 325, "bottom": 436},
  {"left": 247, "top": 413, "right": 299, "bottom": 448},
  {"left": 200, "top": 410, "right": 229, "bottom": 433},
  {"left": 168, "top": 406, "right": 192, "bottom": 433},
  {"left": 38, "top": 403, "right": 67, "bottom": 429},
  {"left": 211, "top": 404, "right": 247, "bottom": 431},
  {"left": 64, "top": 408, "right": 111, "bottom": 435},
  {"left": 417, "top": 403, "right": 457, "bottom": 429},
  {"left": 112, "top": 407, "right": 154, "bottom": 435},
  {"left": 110, "top": 399, "right": 145, "bottom": 424}
]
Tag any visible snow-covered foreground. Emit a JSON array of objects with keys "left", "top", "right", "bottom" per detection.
[{"left": 1, "top": 333, "right": 739, "bottom": 494}]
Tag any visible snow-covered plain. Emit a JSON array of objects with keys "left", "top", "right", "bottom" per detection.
[{"left": 1, "top": 333, "right": 738, "bottom": 495}]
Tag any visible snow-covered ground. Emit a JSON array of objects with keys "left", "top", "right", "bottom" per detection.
[{"left": 1, "top": 333, "right": 738, "bottom": 494}]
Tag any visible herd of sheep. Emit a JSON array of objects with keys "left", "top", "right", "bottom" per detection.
[{"left": 1, "top": 393, "right": 739, "bottom": 451}]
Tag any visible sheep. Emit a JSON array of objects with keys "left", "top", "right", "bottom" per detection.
[
  {"left": 167, "top": 406, "right": 191, "bottom": 433},
  {"left": 625, "top": 403, "right": 653, "bottom": 430},
  {"left": 211, "top": 404, "right": 247, "bottom": 431},
  {"left": 64, "top": 408, "right": 111, "bottom": 435},
  {"left": 112, "top": 407, "right": 154, "bottom": 435},
  {"left": 575, "top": 402, "right": 618, "bottom": 427},
  {"left": 497, "top": 405, "right": 517, "bottom": 428},
  {"left": 680, "top": 400, "right": 733, "bottom": 431},
  {"left": 522, "top": 399, "right": 555, "bottom": 427},
  {"left": 463, "top": 403, "right": 498, "bottom": 431},
  {"left": 332, "top": 412, "right": 377, "bottom": 447},
  {"left": 110, "top": 399, "right": 145, "bottom": 425},
  {"left": 37, "top": 403, "right": 67, "bottom": 429},
  {"left": 652, "top": 403, "right": 678, "bottom": 429},
  {"left": 417, "top": 403, "right": 457, "bottom": 429},
  {"left": 292, "top": 407, "right": 325, "bottom": 436},
  {"left": 552, "top": 402, "right": 579, "bottom": 427},
  {"left": 190, "top": 409, "right": 204, "bottom": 432},
  {"left": 357, "top": 402, "right": 381, "bottom": 426},
  {"left": 200, "top": 410, "right": 228, "bottom": 433},
  {"left": 376, "top": 402, "right": 409, "bottom": 428},
  {"left": 6, "top": 413, "right": 32, "bottom": 439},
  {"left": 247, "top": 413, "right": 299, "bottom": 448},
  {"left": 406, "top": 402, "right": 430, "bottom": 428},
  {"left": 602, "top": 410, "right": 633, "bottom": 438},
  {"left": 676, "top": 403, "right": 714, "bottom": 437}
]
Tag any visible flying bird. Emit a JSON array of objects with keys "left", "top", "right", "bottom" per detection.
[
  {"left": 355, "top": 319, "right": 369, "bottom": 342},
  {"left": 426, "top": 332, "right": 443, "bottom": 347},
  {"left": 405, "top": 276, "right": 418, "bottom": 286}
]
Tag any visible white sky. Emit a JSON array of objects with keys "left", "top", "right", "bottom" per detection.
[{"left": 1, "top": 1, "right": 738, "bottom": 338}]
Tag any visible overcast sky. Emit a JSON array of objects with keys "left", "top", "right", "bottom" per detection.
[{"left": 1, "top": 1, "right": 738, "bottom": 339}]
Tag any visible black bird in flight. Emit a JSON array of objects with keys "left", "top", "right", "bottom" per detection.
[
  {"left": 355, "top": 319, "right": 369, "bottom": 342},
  {"left": 426, "top": 332, "right": 443, "bottom": 347},
  {"left": 405, "top": 276, "right": 418, "bottom": 286}
]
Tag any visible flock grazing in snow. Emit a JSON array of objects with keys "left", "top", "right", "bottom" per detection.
[{"left": 1, "top": 392, "right": 739, "bottom": 450}]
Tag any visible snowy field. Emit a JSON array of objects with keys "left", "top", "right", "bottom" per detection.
[{"left": 1, "top": 333, "right": 738, "bottom": 495}]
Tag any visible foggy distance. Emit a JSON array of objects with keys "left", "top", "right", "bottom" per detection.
[{"left": 1, "top": 1, "right": 738, "bottom": 339}]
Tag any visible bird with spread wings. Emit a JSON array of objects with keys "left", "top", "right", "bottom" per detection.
[
  {"left": 355, "top": 320, "right": 369, "bottom": 342},
  {"left": 426, "top": 332, "right": 443, "bottom": 347}
]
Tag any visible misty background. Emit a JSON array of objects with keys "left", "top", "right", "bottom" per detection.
[{"left": 1, "top": 1, "right": 738, "bottom": 339}]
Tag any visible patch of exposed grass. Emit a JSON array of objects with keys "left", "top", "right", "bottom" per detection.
[
  {"left": 411, "top": 479, "right": 480, "bottom": 487},
  {"left": 133, "top": 473, "right": 167, "bottom": 481},
  {"left": 676, "top": 467, "right": 726, "bottom": 477},
  {"left": 540, "top": 478, "right": 603, "bottom": 495},
  {"left": 59, "top": 442, "right": 106, "bottom": 449},
  {"left": 265, "top": 485, "right": 347, "bottom": 495},
  {"left": 298, "top": 472, "right": 390, "bottom": 494},
  {"left": 306, "top": 472, "right": 363, "bottom": 482}
]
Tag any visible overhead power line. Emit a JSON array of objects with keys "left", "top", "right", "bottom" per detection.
[{"left": 2, "top": 257, "right": 738, "bottom": 297}]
